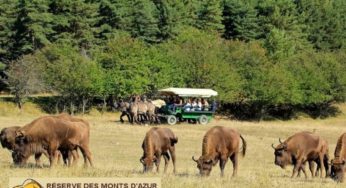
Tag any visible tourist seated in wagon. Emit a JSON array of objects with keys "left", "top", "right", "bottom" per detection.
[
  {"left": 184, "top": 98, "right": 192, "bottom": 112},
  {"left": 202, "top": 98, "right": 209, "bottom": 111},
  {"left": 196, "top": 98, "right": 202, "bottom": 111},
  {"left": 191, "top": 99, "right": 198, "bottom": 111},
  {"left": 169, "top": 97, "right": 183, "bottom": 111}
]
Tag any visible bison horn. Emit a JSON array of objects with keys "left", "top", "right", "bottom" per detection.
[
  {"left": 279, "top": 138, "right": 283, "bottom": 144},
  {"left": 192, "top": 156, "right": 198, "bottom": 162},
  {"left": 140, "top": 157, "right": 144, "bottom": 164},
  {"left": 271, "top": 144, "right": 275, "bottom": 149},
  {"left": 15, "top": 130, "right": 25, "bottom": 137}
]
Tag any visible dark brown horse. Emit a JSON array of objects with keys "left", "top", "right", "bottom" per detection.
[{"left": 118, "top": 100, "right": 132, "bottom": 123}]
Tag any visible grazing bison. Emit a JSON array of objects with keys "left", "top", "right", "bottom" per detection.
[
  {"left": 140, "top": 127, "right": 178, "bottom": 173},
  {"left": 13, "top": 115, "right": 92, "bottom": 167},
  {"left": 8, "top": 114, "right": 83, "bottom": 166},
  {"left": 1, "top": 126, "right": 51, "bottom": 166},
  {"left": 330, "top": 133, "right": 346, "bottom": 182},
  {"left": 192, "top": 126, "right": 246, "bottom": 177},
  {"left": 272, "top": 131, "right": 329, "bottom": 178},
  {"left": 297, "top": 138, "right": 329, "bottom": 178}
]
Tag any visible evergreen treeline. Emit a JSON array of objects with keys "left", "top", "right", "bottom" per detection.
[{"left": 0, "top": 0, "right": 345, "bottom": 119}]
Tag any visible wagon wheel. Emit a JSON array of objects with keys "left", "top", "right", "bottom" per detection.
[
  {"left": 167, "top": 115, "right": 177, "bottom": 125},
  {"left": 198, "top": 115, "right": 209, "bottom": 125}
]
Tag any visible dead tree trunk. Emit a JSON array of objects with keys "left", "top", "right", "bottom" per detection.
[
  {"left": 70, "top": 100, "right": 75, "bottom": 115},
  {"left": 82, "top": 96, "right": 88, "bottom": 114},
  {"left": 102, "top": 96, "right": 107, "bottom": 113}
]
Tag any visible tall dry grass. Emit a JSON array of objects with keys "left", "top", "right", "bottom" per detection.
[
  {"left": 0, "top": 103, "right": 345, "bottom": 188},
  {"left": 0, "top": 102, "right": 44, "bottom": 117}
]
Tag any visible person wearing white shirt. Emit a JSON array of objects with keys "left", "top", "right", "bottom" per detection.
[{"left": 184, "top": 98, "right": 192, "bottom": 112}]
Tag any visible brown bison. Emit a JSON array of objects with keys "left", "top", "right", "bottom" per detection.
[
  {"left": 297, "top": 138, "right": 329, "bottom": 178},
  {"left": 272, "top": 131, "right": 329, "bottom": 178},
  {"left": 7, "top": 114, "right": 83, "bottom": 166},
  {"left": 140, "top": 127, "right": 178, "bottom": 173},
  {"left": 192, "top": 126, "right": 246, "bottom": 177},
  {"left": 330, "top": 133, "right": 346, "bottom": 182},
  {"left": 1, "top": 126, "right": 51, "bottom": 166},
  {"left": 1, "top": 126, "right": 21, "bottom": 150},
  {"left": 13, "top": 115, "right": 92, "bottom": 167}
]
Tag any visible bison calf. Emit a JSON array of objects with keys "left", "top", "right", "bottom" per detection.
[
  {"left": 330, "top": 133, "right": 346, "bottom": 182},
  {"left": 140, "top": 127, "right": 178, "bottom": 173},
  {"left": 192, "top": 126, "right": 246, "bottom": 177}
]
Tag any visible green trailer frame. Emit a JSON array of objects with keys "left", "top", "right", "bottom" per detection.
[{"left": 157, "top": 88, "right": 218, "bottom": 125}]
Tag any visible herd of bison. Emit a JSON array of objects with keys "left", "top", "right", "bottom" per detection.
[{"left": 0, "top": 114, "right": 346, "bottom": 183}]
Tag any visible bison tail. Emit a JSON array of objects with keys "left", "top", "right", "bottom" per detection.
[
  {"left": 170, "top": 137, "right": 178, "bottom": 146},
  {"left": 240, "top": 134, "right": 246, "bottom": 157}
]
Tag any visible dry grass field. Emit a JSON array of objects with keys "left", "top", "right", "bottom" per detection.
[{"left": 1, "top": 104, "right": 346, "bottom": 188}]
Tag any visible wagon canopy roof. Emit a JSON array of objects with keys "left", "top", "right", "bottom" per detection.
[{"left": 158, "top": 88, "right": 218, "bottom": 97}]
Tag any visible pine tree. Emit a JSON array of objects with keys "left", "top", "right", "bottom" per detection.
[
  {"left": 0, "top": 0, "right": 17, "bottom": 91},
  {"left": 49, "top": 0, "right": 98, "bottom": 49},
  {"left": 195, "top": 0, "right": 224, "bottom": 32},
  {"left": 222, "top": 0, "right": 260, "bottom": 41},
  {"left": 256, "top": 0, "right": 310, "bottom": 60},
  {"left": 180, "top": 0, "right": 198, "bottom": 26},
  {"left": 9, "top": 0, "right": 53, "bottom": 59},
  {"left": 257, "top": 0, "right": 302, "bottom": 35},
  {"left": 96, "top": 0, "right": 128, "bottom": 41},
  {"left": 129, "top": 0, "right": 160, "bottom": 43},
  {"left": 295, "top": 0, "right": 345, "bottom": 51},
  {"left": 0, "top": 0, "right": 17, "bottom": 63},
  {"left": 152, "top": 0, "right": 185, "bottom": 41}
]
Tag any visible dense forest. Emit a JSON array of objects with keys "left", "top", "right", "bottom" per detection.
[{"left": 0, "top": 0, "right": 345, "bottom": 119}]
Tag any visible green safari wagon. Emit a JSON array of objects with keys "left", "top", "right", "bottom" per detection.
[{"left": 157, "top": 88, "right": 218, "bottom": 125}]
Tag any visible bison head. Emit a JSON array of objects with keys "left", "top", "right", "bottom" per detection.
[
  {"left": 140, "top": 156, "right": 157, "bottom": 173},
  {"left": 1, "top": 127, "right": 19, "bottom": 150},
  {"left": 192, "top": 156, "right": 214, "bottom": 176},
  {"left": 330, "top": 159, "right": 346, "bottom": 182},
  {"left": 12, "top": 130, "right": 32, "bottom": 165},
  {"left": 272, "top": 139, "right": 292, "bottom": 169},
  {"left": 12, "top": 146, "right": 31, "bottom": 166}
]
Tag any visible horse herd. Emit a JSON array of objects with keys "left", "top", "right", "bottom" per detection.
[
  {"left": 117, "top": 96, "right": 165, "bottom": 124},
  {"left": 1, "top": 114, "right": 346, "bottom": 183}
]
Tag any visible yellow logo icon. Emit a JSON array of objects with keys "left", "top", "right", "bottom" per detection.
[{"left": 13, "top": 179, "right": 43, "bottom": 188}]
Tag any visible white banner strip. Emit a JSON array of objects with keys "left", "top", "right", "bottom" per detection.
[{"left": 9, "top": 178, "right": 161, "bottom": 188}]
